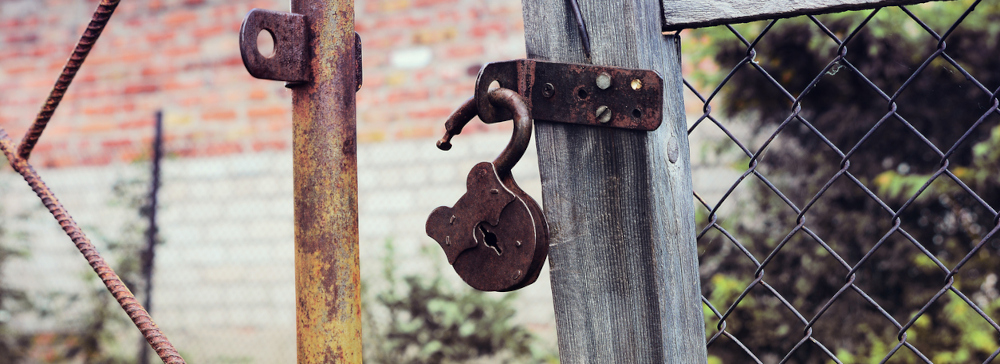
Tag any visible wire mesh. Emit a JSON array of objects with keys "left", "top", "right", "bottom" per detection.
[{"left": 684, "top": 1, "right": 1000, "bottom": 362}]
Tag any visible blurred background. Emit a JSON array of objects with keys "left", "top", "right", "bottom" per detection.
[
  {"left": 0, "top": 0, "right": 552, "bottom": 362},
  {"left": 1, "top": 0, "right": 999, "bottom": 363}
]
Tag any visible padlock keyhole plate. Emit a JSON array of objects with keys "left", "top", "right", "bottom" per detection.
[{"left": 479, "top": 224, "right": 502, "bottom": 256}]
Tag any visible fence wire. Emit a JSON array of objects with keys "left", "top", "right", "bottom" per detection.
[{"left": 684, "top": 1, "right": 1000, "bottom": 363}]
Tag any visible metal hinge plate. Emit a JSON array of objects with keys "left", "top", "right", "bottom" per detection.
[
  {"left": 475, "top": 60, "right": 664, "bottom": 131},
  {"left": 239, "top": 8, "right": 362, "bottom": 90}
]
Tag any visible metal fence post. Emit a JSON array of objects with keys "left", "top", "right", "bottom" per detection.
[
  {"left": 290, "top": 0, "right": 362, "bottom": 362},
  {"left": 520, "top": 0, "right": 707, "bottom": 362}
]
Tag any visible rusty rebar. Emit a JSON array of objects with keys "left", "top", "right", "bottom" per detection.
[
  {"left": 0, "top": 128, "right": 185, "bottom": 364},
  {"left": 17, "top": 0, "right": 121, "bottom": 160}
]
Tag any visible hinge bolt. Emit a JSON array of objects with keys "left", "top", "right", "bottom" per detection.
[
  {"left": 596, "top": 72, "right": 612, "bottom": 90},
  {"left": 542, "top": 83, "right": 555, "bottom": 98},
  {"left": 596, "top": 105, "right": 611, "bottom": 123}
]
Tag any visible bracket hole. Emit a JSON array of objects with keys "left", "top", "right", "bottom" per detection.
[
  {"left": 577, "top": 88, "right": 589, "bottom": 99},
  {"left": 488, "top": 80, "right": 501, "bottom": 91},
  {"left": 479, "top": 225, "right": 502, "bottom": 256},
  {"left": 257, "top": 29, "right": 276, "bottom": 59},
  {"left": 632, "top": 108, "right": 642, "bottom": 118}
]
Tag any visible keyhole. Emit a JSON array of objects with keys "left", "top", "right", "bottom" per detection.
[{"left": 479, "top": 225, "right": 502, "bottom": 256}]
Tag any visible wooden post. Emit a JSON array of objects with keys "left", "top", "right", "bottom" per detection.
[{"left": 520, "top": 0, "right": 707, "bottom": 362}]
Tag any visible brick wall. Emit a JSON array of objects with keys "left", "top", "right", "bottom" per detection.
[{"left": 0, "top": 0, "right": 525, "bottom": 168}]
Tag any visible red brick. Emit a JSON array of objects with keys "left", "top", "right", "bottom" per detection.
[
  {"left": 470, "top": 22, "right": 506, "bottom": 38},
  {"left": 248, "top": 89, "right": 268, "bottom": 101},
  {"left": 6, "top": 34, "right": 38, "bottom": 44},
  {"left": 80, "top": 121, "right": 118, "bottom": 133},
  {"left": 83, "top": 105, "right": 117, "bottom": 116},
  {"left": 203, "top": 142, "right": 242, "bottom": 156},
  {"left": 203, "top": 109, "right": 237, "bottom": 121},
  {"left": 146, "top": 32, "right": 175, "bottom": 44},
  {"left": 141, "top": 65, "right": 175, "bottom": 76},
  {"left": 407, "top": 107, "right": 453, "bottom": 120},
  {"left": 386, "top": 89, "right": 429, "bottom": 104},
  {"left": 252, "top": 140, "right": 287, "bottom": 152},
  {"left": 120, "top": 119, "right": 154, "bottom": 129},
  {"left": 124, "top": 84, "right": 159, "bottom": 94},
  {"left": 5, "top": 65, "right": 36, "bottom": 75},
  {"left": 101, "top": 138, "right": 132, "bottom": 149},
  {"left": 193, "top": 25, "right": 225, "bottom": 38},
  {"left": 248, "top": 106, "right": 287, "bottom": 120},
  {"left": 163, "top": 45, "right": 200, "bottom": 57},
  {"left": 164, "top": 80, "right": 202, "bottom": 91},
  {"left": 164, "top": 11, "right": 198, "bottom": 27},
  {"left": 413, "top": 0, "right": 457, "bottom": 8},
  {"left": 446, "top": 44, "right": 484, "bottom": 59},
  {"left": 149, "top": 0, "right": 165, "bottom": 11}
]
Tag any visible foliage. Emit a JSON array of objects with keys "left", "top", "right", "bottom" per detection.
[
  {"left": 689, "top": 1, "right": 1000, "bottom": 362},
  {"left": 363, "top": 242, "right": 558, "bottom": 364}
]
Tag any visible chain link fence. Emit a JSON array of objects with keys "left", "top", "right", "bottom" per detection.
[{"left": 683, "top": 0, "right": 1000, "bottom": 362}]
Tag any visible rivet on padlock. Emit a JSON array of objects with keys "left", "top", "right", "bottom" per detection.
[{"left": 425, "top": 88, "right": 549, "bottom": 292}]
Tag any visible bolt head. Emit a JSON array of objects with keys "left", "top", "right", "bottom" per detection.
[
  {"left": 596, "top": 72, "right": 612, "bottom": 90},
  {"left": 542, "top": 83, "right": 555, "bottom": 98},
  {"left": 596, "top": 105, "right": 611, "bottom": 123}
]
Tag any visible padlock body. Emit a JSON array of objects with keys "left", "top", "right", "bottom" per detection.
[
  {"left": 453, "top": 197, "right": 538, "bottom": 291},
  {"left": 426, "top": 162, "right": 548, "bottom": 291}
]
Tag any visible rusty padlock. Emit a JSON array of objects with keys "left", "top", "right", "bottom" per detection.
[{"left": 425, "top": 88, "right": 549, "bottom": 292}]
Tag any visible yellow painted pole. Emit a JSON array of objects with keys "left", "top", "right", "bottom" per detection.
[{"left": 290, "top": 0, "right": 362, "bottom": 362}]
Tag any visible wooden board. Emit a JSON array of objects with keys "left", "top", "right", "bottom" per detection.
[
  {"left": 522, "top": 0, "right": 707, "bottom": 361},
  {"left": 662, "top": 0, "right": 948, "bottom": 30}
]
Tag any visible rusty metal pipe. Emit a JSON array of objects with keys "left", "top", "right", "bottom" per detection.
[
  {"left": 289, "top": 0, "right": 363, "bottom": 362},
  {"left": 0, "top": 127, "right": 185, "bottom": 364},
  {"left": 18, "top": 0, "right": 121, "bottom": 160}
]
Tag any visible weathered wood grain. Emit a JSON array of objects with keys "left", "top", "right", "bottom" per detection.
[
  {"left": 521, "top": 0, "right": 707, "bottom": 362},
  {"left": 662, "top": 0, "right": 949, "bottom": 30}
]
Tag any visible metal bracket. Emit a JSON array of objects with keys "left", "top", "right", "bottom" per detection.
[
  {"left": 239, "top": 8, "right": 362, "bottom": 90},
  {"left": 475, "top": 60, "right": 664, "bottom": 131},
  {"left": 239, "top": 9, "right": 309, "bottom": 83}
]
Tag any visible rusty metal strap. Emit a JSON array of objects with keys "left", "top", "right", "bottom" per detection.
[{"left": 474, "top": 59, "right": 664, "bottom": 131}]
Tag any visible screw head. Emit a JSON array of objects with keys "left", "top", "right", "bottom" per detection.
[
  {"left": 596, "top": 105, "right": 611, "bottom": 123},
  {"left": 596, "top": 72, "right": 612, "bottom": 90},
  {"left": 542, "top": 83, "right": 555, "bottom": 98}
]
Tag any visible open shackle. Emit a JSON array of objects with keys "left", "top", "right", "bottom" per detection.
[{"left": 436, "top": 88, "right": 532, "bottom": 176}]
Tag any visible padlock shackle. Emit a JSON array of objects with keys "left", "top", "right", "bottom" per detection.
[
  {"left": 487, "top": 88, "right": 532, "bottom": 176},
  {"left": 435, "top": 88, "right": 532, "bottom": 176}
]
